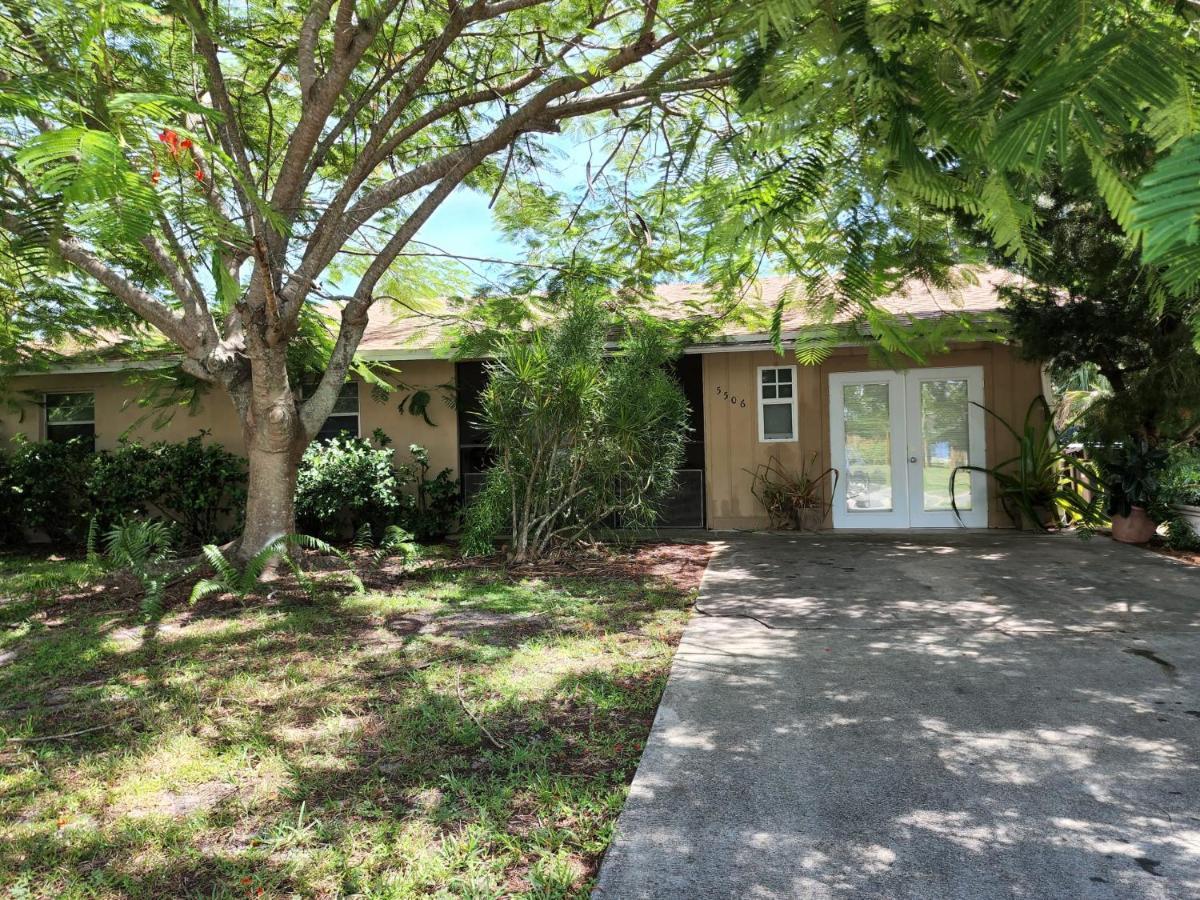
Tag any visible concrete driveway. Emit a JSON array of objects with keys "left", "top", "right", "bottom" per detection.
[{"left": 594, "top": 532, "right": 1200, "bottom": 899}]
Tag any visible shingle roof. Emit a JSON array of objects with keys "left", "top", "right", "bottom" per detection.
[
  {"left": 27, "top": 265, "right": 1020, "bottom": 370},
  {"left": 357, "top": 264, "right": 1021, "bottom": 357}
]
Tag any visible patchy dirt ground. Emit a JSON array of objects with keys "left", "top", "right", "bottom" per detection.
[{"left": 0, "top": 540, "right": 714, "bottom": 899}]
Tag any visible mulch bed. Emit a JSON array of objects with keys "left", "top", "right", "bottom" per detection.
[{"left": 505, "top": 540, "right": 716, "bottom": 593}]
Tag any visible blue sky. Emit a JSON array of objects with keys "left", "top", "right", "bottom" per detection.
[
  {"left": 413, "top": 188, "right": 523, "bottom": 266},
  {"left": 411, "top": 133, "right": 599, "bottom": 284}
]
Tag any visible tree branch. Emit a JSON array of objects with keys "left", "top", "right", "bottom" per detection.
[
  {"left": 299, "top": 296, "right": 371, "bottom": 437},
  {"left": 178, "top": 0, "right": 261, "bottom": 234},
  {"left": 298, "top": 0, "right": 337, "bottom": 96},
  {"left": 139, "top": 231, "right": 220, "bottom": 350},
  {"left": 290, "top": 13, "right": 688, "bottom": 312},
  {"left": 54, "top": 236, "right": 198, "bottom": 353}
]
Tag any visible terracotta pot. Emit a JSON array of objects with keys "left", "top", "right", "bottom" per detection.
[
  {"left": 1031, "top": 504, "right": 1062, "bottom": 530},
  {"left": 795, "top": 506, "right": 826, "bottom": 532},
  {"left": 1111, "top": 506, "right": 1157, "bottom": 544}
]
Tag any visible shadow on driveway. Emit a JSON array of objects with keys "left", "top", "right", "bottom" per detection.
[{"left": 594, "top": 532, "right": 1200, "bottom": 899}]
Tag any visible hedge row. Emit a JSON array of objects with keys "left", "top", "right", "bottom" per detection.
[{"left": 0, "top": 433, "right": 459, "bottom": 548}]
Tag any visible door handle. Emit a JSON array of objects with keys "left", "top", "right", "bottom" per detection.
[{"left": 909, "top": 456, "right": 918, "bottom": 464}]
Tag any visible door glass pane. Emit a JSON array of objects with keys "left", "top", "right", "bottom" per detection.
[
  {"left": 843, "top": 383, "right": 892, "bottom": 511},
  {"left": 920, "top": 379, "right": 971, "bottom": 511}
]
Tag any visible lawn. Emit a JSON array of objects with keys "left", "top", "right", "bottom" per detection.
[{"left": 0, "top": 542, "right": 711, "bottom": 898}]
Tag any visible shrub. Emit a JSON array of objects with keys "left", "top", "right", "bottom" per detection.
[
  {"left": 153, "top": 436, "right": 247, "bottom": 544},
  {"left": 460, "top": 468, "right": 509, "bottom": 557},
  {"left": 463, "top": 286, "right": 689, "bottom": 561},
  {"left": 1159, "top": 445, "right": 1200, "bottom": 508},
  {"left": 104, "top": 519, "right": 181, "bottom": 618},
  {"left": 190, "top": 533, "right": 362, "bottom": 603},
  {"left": 1156, "top": 445, "right": 1200, "bottom": 550},
  {"left": 353, "top": 523, "right": 421, "bottom": 566},
  {"left": 295, "top": 435, "right": 413, "bottom": 540},
  {"left": 952, "top": 397, "right": 1105, "bottom": 530},
  {"left": 86, "top": 442, "right": 162, "bottom": 531},
  {"left": 85, "top": 436, "right": 246, "bottom": 543},
  {"left": 2, "top": 436, "right": 93, "bottom": 543},
  {"left": 404, "top": 443, "right": 460, "bottom": 542},
  {"left": 0, "top": 433, "right": 246, "bottom": 548},
  {"left": 1093, "top": 437, "right": 1170, "bottom": 518}
]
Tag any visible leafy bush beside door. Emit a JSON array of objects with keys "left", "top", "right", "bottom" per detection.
[{"left": 952, "top": 397, "right": 1105, "bottom": 530}]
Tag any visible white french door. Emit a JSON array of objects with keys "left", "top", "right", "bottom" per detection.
[{"left": 829, "top": 367, "right": 988, "bottom": 529}]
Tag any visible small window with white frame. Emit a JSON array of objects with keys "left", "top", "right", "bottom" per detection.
[
  {"left": 314, "top": 380, "right": 360, "bottom": 442},
  {"left": 758, "top": 366, "right": 796, "bottom": 442},
  {"left": 44, "top": 392, "right": 95, "bottom": 449}
]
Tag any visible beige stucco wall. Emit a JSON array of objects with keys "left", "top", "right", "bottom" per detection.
[
  {"left": 359, "top": 360, "right": 460, "bottom": 474},
  {"left": 701, "top": 342, "right": 1045, "bottom": 530},
  {"left": 0, "top": 360, "right": 461, "bottom": 474},
  {"left": 0, "top": 370, "right": 245, "bottom": 450}
]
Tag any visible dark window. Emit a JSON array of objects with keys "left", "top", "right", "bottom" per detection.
[
  {"left": 456, "top": 361, "right": 496, "bottom": 502},
  {"left": 315, "top": 381, "right": 360, "bottom": 442},
  {"left": 671, "top": 355, "right": 706, "bottom": 470},
  {"left": 45, "top": 393, "right": 95, "bottom": 450},
  {"left": 455, "top": 361, "right": 491, "bottom": 448}
]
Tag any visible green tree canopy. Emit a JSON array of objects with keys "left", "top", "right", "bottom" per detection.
[{"left": 0, "top": 0, "right": 739, "bottom": 553}]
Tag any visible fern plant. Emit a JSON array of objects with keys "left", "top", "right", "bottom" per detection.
[
  {"left": 353, "top": 523, "right": 420, "bottom": 567},
  {"left": 104, "top": 519, "right": 182, "bottom": 617},
  {"left": 189, "top": 533, "right": 363, "bottom": 604}
]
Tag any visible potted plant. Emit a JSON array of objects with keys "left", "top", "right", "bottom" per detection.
[
  {"left": 951, "top": 397, "right": 1104, "bottom": 531},
  {"left": 1097, "top": 439, "right": 1169, "bottom": 543},
  {"left": 746, "top": 454, "right": 839, "bottom": 531}
]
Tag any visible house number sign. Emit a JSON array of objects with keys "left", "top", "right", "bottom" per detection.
[{"left": 715, "top": 386, "right": 747, "bottom": 408}]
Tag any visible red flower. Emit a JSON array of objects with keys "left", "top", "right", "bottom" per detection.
[
  {"left": 180, "top": 138, "right": 193, "bottom": 150},
  {"left": 194, "top": 169, "right": 205, "bottom": 181},
  {"left": 150, "top": 170, "right": 160, "bottom": 184},
  {"left": 158, "top": 130, "right": 182, "bottom": 156}
]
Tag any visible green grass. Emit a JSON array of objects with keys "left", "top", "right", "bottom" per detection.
[{"left": 0, "top": 551, "right": 697, "bottom": 898}]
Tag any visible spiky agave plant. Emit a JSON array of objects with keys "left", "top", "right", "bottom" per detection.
[
  {"left": 951, "top": 397, "right": 1105, "bottom": 531},
  {"left": 189, "top": 533, "right": 363, "bottom": 603}
]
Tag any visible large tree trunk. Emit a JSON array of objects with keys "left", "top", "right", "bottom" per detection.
[
  {"left": 241, "top": 438, "right": 304, "bottom": 559},
  {"left": 236, "top": 347, "right": 309, "bottom": 560}
]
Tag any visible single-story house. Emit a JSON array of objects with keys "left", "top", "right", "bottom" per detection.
[{"left": 1, "top": 266, "right": 1046, "bottom": 531}]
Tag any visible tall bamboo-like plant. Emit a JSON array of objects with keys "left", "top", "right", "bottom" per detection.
[
  {"left": 463, "top": 282, "right": 689, "bottom": 562},
  {"left": 951, "top": 397, "right": 1104, "bottom": 530}
]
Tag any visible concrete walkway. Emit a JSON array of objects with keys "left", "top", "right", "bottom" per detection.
[{"left": 594, "top": 532, "right": 1200, "bottom": 899}]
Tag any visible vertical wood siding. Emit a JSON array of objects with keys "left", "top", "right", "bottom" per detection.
[{"left": 701, "top": 343, "right": 1046, "bottom": 529}]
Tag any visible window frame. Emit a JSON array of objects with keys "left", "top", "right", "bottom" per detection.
[
  {"left": 757, "top": 365, "right": 798, "bottom": 443},
  {"left": 43, "top": 391, "right": 96, "bottom": 447},
  {"left": 312, "top": 379, "right": 361, "bottom": 442}
]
